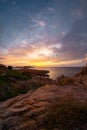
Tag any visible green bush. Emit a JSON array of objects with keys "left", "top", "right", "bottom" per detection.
[
  {"left": 6, "top": 70, "right": 28, "bottom": 80},
  {"left": 0, "top": 87, "right": 27, "bottom": 102},
  {"left": 0, "top": 75, "right": 9, "bottom": 85}
]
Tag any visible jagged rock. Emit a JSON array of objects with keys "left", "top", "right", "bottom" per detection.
[
  {"left": 56, "top": 75, "right": 74, "bottom": 86},
  {"left": 56, "top": 67, "right": 87, "bottom": 87},
  {"left": 73, "top": 67, "right": 87, "bottom": 86}
]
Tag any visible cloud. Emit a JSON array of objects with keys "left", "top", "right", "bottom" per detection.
[
  {"left": 1, "top": 38, "right": 62, "bottom": 66},
  {"left": 0, "top": 43, "right": 7, "bottom": 49},
  {"left": 49, "top": 43, "right": 62, "bottom": 49},
  {"left": 11, "top": 1, "right": 16, "bottom": 5},
  {"left": 32, "top": 18, "right": 46, "bottom": 27},
  {"left": 48, "top": 7, "right": 55, "bottom": 12},
  {"left": 37, "top": 21, "right": 46, "bottom": 27},
  {"left": 72, "top": 9, "right": 83, "bottom": 19},
  {"left": 8, "top": 44, "right": 34, "bottom": 57},
  {"left": 0, "top": 57, "right": 5, "bottom": 59},
  {"left": 72, "top": 0, "right": 87, "bottom": 20},
  {"left": 84, "top": 54, "right": 87, "bottom": 62},
  {"left": 1, "top": 19, "right": 86, "bottom": 67},
  {"left": 1, "top": 38, "right": 84, "bottom": 67},
  {"left": 59, "top": 17, "right": 87, "bottom": 62}
]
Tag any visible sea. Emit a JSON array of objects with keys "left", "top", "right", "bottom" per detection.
[{"left": 36, "top": 67, "right": 82, "bottom": 79}]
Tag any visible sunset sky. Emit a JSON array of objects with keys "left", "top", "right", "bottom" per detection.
[{"left": 0, "top": 0, "right": 87, "bottom": 67}]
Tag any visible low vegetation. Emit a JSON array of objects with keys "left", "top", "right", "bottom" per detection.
[
  {"left": 44, "top": 95, "right": 87, "bottom": 130},
  {"left": 0, "top": 64, "right": 50, "bottom": 102},
  {"left": 6, "top": 69, "right": 29, "bottom": 80}
]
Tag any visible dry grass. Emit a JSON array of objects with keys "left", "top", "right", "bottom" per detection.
[{"left": 44, "top": 95, "right": 87, "bottom": 130}]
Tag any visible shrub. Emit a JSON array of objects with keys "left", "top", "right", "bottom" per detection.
[
  {"left": 6, "top": 70, "right": 28, "bottom": 80},
  {"left": 0, "top": 87, "right": 27, "bottom": 102},
  {"left": 7, "top": 66, "right": 13, "bottom": 70},
  {"left": 44, "top": 95, "right": 87, "bottom": 130}
]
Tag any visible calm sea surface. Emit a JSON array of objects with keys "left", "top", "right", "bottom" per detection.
[{"left": 36, "top": 67, "right": 82, "bottom": 79}]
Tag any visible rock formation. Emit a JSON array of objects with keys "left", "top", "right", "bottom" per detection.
[{"left": 0, "top": 66, "right": 87, "bottom": 130}]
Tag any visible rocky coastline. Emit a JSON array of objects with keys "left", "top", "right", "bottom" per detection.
[{"left": 0, "top": 64, "right": 87, "bottom": 130}]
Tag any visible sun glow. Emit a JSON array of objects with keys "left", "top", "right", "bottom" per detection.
[
  {"left": 38, "top": 48, "right": 53, "bottom": 57},
  {"left": 1, "top": 42, "right": 83, "bottom": 67}
]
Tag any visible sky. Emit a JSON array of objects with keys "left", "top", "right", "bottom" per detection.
[{"left": 0, "top": 0, "right": 87, "bottom": 67}]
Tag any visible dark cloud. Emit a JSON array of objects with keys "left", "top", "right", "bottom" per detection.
[
  {"left": 0, "top": 43, "right": 7, "bottom": 49},
  {"left": 60, "top": 16, "right": 87, "bottom": 60}
]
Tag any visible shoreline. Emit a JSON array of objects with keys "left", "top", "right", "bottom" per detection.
[{"left": 0, "top": 64, "right": 87, "bottom": 102}]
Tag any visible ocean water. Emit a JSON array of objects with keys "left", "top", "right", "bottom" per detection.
[{"left": 36, "top": 67, "right": 82, "bottom": 79}]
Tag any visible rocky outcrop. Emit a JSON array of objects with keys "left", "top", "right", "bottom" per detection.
[
  {"left": 0, "top": 84, "right": 87, "bottom": 130},
  {"left": 56, "top": 75, "right": 74, "bottom": 86},
  {"left": 73, "top": 67, "right": 87, "bottom": 86},
  {"left": 56, "top": 67, "right": 87, "bottom": 87},
  {"left": 19, "top": 68, "right": 49, "bottom": 78},
  {"left": 0, "top": 64, "right": 7, "bottom": 74}
]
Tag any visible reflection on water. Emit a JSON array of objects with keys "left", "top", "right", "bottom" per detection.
[{"left": 36, "top": 67, "right": 82, "bottom": 79}]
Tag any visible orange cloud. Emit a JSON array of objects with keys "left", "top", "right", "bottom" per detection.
[{"left": 0, "top": 40, "right": 84, "bottom": 67}]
